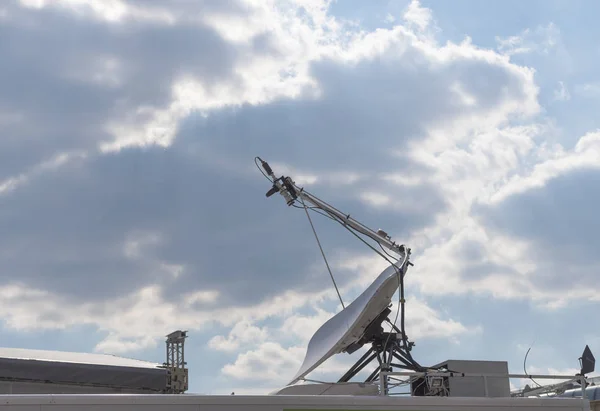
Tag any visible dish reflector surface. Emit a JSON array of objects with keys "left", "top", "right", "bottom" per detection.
[{"left": 289, "top": 264, "right": 401, "bottom": 384}]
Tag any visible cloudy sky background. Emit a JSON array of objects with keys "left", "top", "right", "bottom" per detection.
[{"left": 1, "top": 0, "right": 600, "bottom": 394}]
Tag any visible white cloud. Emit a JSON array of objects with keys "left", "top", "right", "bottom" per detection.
[
  {"left": 66, "top": 55, "right": 125, "bottom": 88},
  {"left": 0, "top": 150, "right": 87, "bottom": 195},
  {"left": 267, "top": 161, "right": 320, "bottom": 186},
  {"left": 221, "top": 342, "right": 305, "bottom": 383},
  {"left": 553, "top": 81, "right": 570, "bottom": 102},
  {"left": 406, "top": 123, "right": 545, "bottom": 233},
  {"left": 98, "top": 0, "right": 540, "bottom": 159},
  {"left": 487, "top": 131, "right": 600, "bottom": 205},
  {"left": 406, "top": 299, "right": 480, "bottom": 341},
  {"left": 185, "top": 290, "right": 220, "bottom": 305},
  {"left": 123, "top": 231, "right": 162, "bottom": 259},
  {"left": 360, "top": 191, "right": 391, "bottom": 208},
  {"left": 0, "top": 277, "right": 341, "bottom": 354},
  {"left": 402, "top": 0, "right": 432, "bottom": 32},
  {"left": 574, "top": 82, "right": 600, "bottom": 98},
  {"left": 208, "top": 321, "right": 269, "bottom": 352},
  {"left": 390, "top": 118, "right": 600, "bottom": 307},
  {"left": 281, "top": 308, "right": 336, "bottom": 345},
  {"left": 406, "top": 206, "right": 600, "bottom": 307},
  {"left": 496, "top": 23, "right": 560, "bottom": 56},
  {"left": 97, "top": 0, "right": 331, "bottom": 152}
]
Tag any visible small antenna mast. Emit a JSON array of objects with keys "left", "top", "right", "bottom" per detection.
[
  {"left": 256, "top": 157, "right": 409, "bottom": 260},
  {"left": 163, "top": 330, "right": 188, "bottom": 394}
]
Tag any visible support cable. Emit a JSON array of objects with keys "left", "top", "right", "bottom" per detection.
[{"left": 299, "top": 196, "right": 345, "bottom": 309}]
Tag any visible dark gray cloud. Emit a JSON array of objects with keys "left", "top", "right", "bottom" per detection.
[
  {"left": 450, "top": 238, "right": 518, "bottom": 281},
  {"left": 122, "top": 0, "right": 246, "bottom": 15},
  {"left": 0, "top": 0, "right": 248, "bottom": 178},
  {"left": 0, "top": 0, "right": 536, "bottom": 312},
  {"left": 189, "top": 45, "right": 532, "bottom": 174},
  {"left": 475, "top": 166, "right": 600, "bottom": 291},
  {"left": 0, "top": 136, "right": 432, "bottom": 306},
  {"left": 0, "top": 0, "right": 270, "bottom": 304}
]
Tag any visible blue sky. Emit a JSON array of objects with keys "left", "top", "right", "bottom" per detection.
[{"left": 0, "top": 0, "right": 599, "bottom": 395}]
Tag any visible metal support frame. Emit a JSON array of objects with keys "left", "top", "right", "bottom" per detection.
[
  {"left": 337, "top": 309, "right": 422, "bottom": 385},
  {"left": 257, "top": 157, "right": 595, "bottom": 408},
  {"left": 163, "top": 330, "right": 188, "bottom": 394}
]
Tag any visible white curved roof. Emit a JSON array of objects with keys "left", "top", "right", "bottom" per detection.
[
  {"left": 0, "top": 347, "right": 161, "bottom": 369},
  {"left": 0, "top": 347, "right": 167, "bottom": 392}
]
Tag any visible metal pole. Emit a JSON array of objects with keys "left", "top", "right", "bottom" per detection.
[
  {"left": 385, "top": 371, "right": 581, "bottom": 379},
  {"left": 483, "top": 375, "right": 489, "bottom": 397},
  {"left": 379, "top": 372, "right": 387, "bottom": 396}
]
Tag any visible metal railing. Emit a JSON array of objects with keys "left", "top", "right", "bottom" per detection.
[{"left": 379, "top": 371, "right": 587, "bottom": 400}]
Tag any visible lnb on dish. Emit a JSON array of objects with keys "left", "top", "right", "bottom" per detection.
[{"left": 258, "top": 158, "right": 297, "bottom": 205}]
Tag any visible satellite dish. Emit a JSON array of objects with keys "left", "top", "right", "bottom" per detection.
[
  {"left": 580, "top": 345, "right": 595, "bottom": 375},
  {"left": 289, "top": 263, "right": 402, "bottom": 385}
]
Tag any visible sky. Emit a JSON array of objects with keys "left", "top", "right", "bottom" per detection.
[{"left": 0, "top": 0, "right": 599, "bottom": 395}]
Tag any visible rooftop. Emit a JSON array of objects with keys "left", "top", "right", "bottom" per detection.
[{"left": 0, "top": 347, "right": 161, "bottom": 369}]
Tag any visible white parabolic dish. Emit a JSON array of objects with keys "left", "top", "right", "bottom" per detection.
[{"left": 289, "top": 263, "right": 402, "bottom": 385}]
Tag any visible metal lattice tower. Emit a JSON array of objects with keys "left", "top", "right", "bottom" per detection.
[{"left": 163, "top": 330, "right": 188, "bottom": 394}]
